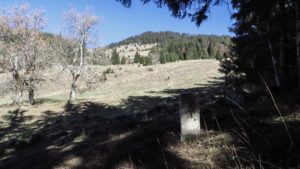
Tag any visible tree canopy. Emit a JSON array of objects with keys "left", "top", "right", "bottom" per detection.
[{"left": 117, "top": 0, "right": 222, "bottom": 26}]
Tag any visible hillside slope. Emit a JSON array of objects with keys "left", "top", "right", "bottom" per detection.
[
  {"left": 95, "top": 31, "right": 231, "bottom": 64},
  {"left": 108, "top": 31, "right": 231, "bottom": 48},
  {"left": 0, "top": 59, "right": 222, "bottom": 106},
  {"left": 1, "top": 60, "right": 299, "bottom": 169}
]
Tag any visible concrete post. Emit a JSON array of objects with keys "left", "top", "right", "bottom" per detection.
[{"left": 180, "top": 92, "right": 200, "bottom": 141}]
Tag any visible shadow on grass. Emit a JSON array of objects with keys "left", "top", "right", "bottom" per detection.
[
  {"left": 0, "top": 109, "right": 34, "bottom": 144},
  {"left": 0, "top": 79, "right": 299, "bottom": 169},
  {"left": 33, "top": 98, "right": 65, "bottom": 105}
]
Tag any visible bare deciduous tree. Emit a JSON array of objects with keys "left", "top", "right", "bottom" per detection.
[
  {"left": 55, "top": 8, "right": 100, "bottom": 101},
  {"left": 0, "top": 3, "right": 48, "bottom": 105}
]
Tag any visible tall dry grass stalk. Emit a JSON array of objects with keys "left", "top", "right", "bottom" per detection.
[
  {"left": 157, "top": 138, "right": 168, "bottom": 169},
  {"left": 258, "top": 72, "right": 295, "bottom": 149}
]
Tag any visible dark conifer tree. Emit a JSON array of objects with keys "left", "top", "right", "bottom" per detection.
[
  {"left": 134, "top": 51, "right": 140, "bottom": 63},
  {"left": 215, "top": 50, "right": 222, "bottom": 60},
  {"left": 121, "top": 56, "right": 126, "bottom": 64},
  {"left": 111, "top": 49, "right": 120, "bottom": 65},
  {"left": 139, "top": 56, "right": 145, "bottom": 64},
  {"left": 160, "top": 55, "right": 166, "bottom": 64}
]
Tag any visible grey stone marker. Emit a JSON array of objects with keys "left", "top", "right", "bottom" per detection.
[{"left": 180, "top": 92, "right": 200, "bottom": 141}]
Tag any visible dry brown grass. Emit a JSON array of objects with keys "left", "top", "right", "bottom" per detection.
[
  {"left": 0, "top": 59, "right": 224, "bottom": 168},
  {"left": 0, "top": 59, "right": 222, "bottom": 117},
  {"left": 1, "top": 59, "right": 299, "bottom": 169},
  {"left": 0, "top": 59, "right": 222, "bottom": 148}
]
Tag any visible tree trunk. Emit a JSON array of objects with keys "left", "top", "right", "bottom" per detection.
[
  {"left": 296, "top": 1, "right": 300, "bottom": 86},
  {"left": 69, "top": 73, "right": 80, "bottom": 102},
  {"left": 28, "top": 85, "right": 35, "bottom": 105},
  {"left": 267, "top": 23, "right": 281, "bottom": 87},
  {"left": 69, "top": 81, "right": 76, "bottom": 102},
  {"left": 279, "top": 37, "right": 286, "bottom": 86},
  {"left": 269, "top": 41, "right": 281, "bottom": 87},
  {"left": 13, "top": 72, "right": 24, "bottom": 105},
  {"left": 14, "top": 88, "right": 23, "bottom": 105},
  {"left": 279, "top": 0, "right": 287, "bottom": 87}
]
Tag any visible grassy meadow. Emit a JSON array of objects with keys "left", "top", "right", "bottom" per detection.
[{"left": 0, "top": 59, "right": 299, "bottom": 169}]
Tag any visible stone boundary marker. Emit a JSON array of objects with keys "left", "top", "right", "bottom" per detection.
[{"left": 180, "top": 92, "right": 200, "bottom": 141}]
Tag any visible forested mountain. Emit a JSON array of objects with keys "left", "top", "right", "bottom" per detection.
[
  {"left": 107, "top": 31, "right": 232, "bottom": 64},
  {"left": 109, "top": 31, "right": 230, "bottom": 47},
  {"left": 17, "top": 31, "right": 231, "bottom": 66},
  {"left": 109, "top": 31, "right": 231, "bottom": 48},
  {"left": 36, "top": 31, "right": 232, "bottom": 66},
  {"left": 109, "top": 31, "right": 181, "bottom": 47}
]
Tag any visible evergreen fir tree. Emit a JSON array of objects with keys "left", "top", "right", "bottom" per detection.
[
  {"left": 160, "top": 55, "right": 166, "bottom": 64},
  {"left": 134, "top": 51, "right": 140, "bottom": 63},
  {"left": 215, "top": 51, "right": 223, "bottom": 60},
  {"left": 121, "top": 56, "right": 126, "bottom": 64},
  {"left": 139, "top": 56, "right": 145, "bottom": 64},
  {"left": 202, "top": 49, "right": 209, "bottom": 59},
  {"left": 143, "top": 57, "right": 152, "bottom": 66},
  {"left": 111, "top": 49, "right": 120, "bottom": 65},
  {"left": 208, "top": 44, "right": 217, "bottom": 59}
]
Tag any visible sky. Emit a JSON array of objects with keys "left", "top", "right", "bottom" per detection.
[{"left": 0, "top": 0, "right": 234, "bottom": 46}]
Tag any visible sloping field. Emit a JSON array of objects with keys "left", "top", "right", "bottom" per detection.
[
  {"left": 83, "top": 59, "right": 222, "bottom": 104},
  {"left": 1, "top": 59, "right": 299, "bottom": 169},
  {"left": 0, "top": 59, "right": 222, "bottom": 114},
  {"left": 0, "top": 59, "right": 225, "bottom": 169}
]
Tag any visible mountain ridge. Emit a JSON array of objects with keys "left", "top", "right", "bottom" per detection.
[{"left": 108, "top": 31, "right": 231, "bottom": 48}]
